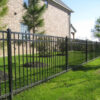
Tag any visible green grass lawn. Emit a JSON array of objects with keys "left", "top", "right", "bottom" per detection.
[
  {"left": 0, "top": 51, "right": 86, "bottom": 82},
  {"left": 0, "top": 51, "right": 99, "bottom": 96},
  {"left": 13, "top": 57, "right": 100, "bottom": 100}
]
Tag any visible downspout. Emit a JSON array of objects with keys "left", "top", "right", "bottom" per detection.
[{"left": 68, "top": 12, "right": 71, "bottom": 38}]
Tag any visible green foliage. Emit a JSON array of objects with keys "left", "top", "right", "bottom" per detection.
[
  {"left": 23, "top": 0, "right": 46, "bottom": 34},
  {"left": 0, "top": 0, "right": 8, "bottom": 7},
  {"left": 36, "top": 37, "right": 50, "bottom": 56},
  {"left": 57, "top": 39, "right": 86, "bottom": 53},
  {"left": 57, "top": 39, "right": 66, "bottom": 54},
  {"left": 0, "top": 0, "right": 8, "bottom": 30},
  {"left": 93, "top": 17, "right": 100, "bottom": 40}
]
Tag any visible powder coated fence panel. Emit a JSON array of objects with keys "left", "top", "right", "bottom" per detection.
[{"left": 0, "top": 29, "right": 100, "bottom": 100}]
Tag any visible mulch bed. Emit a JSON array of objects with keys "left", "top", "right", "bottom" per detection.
[
  {"left": 23, "top": 62, "right": 48, "bottom": 68},
  {"left": 0, "top": 71, "right": 8, "bottom": 82}
]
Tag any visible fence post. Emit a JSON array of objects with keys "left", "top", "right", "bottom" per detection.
[
  {"left": 86, "top": 40, "right": 88, "bottom": 62},
  {"left": 65, "top": 37, "right": 68, "bottom": 70},
  {"left": 7, "top": 29, "right": 13, "bottom": 100},
  {"left": 96, "top": 42, "right": 97, "bottom": 57}
]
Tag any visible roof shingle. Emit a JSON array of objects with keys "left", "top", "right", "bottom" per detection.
[{"left": 52, "top": 0, "right": 73, "bottom": 12}]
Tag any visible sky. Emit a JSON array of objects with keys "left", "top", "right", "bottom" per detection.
[{"left": 62, "top": 0, "right": 100, "bottom": 40}]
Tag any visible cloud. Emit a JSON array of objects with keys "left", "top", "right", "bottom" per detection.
[{"left": 73, "top": 19, "right": 96, "bottom": 40}]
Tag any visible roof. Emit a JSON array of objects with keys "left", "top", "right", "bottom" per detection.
[{"left": 52, "top": 0, "right": 74, "bottom": 12}]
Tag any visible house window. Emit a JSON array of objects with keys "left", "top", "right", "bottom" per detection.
[
  {"left": 20, "top": 23, "right": 30, "bottom": 39},
  {"left": 23, "top": 0, "right": 29, "bottom": 6},
  {"left": 44, "top": 0, "right": 48, "bottom": 8},
  {"left": 21, "top": 23, "right": 29, "bottom": 33}
]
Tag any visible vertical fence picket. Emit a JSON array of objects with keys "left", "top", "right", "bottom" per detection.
[
  {"left": 0, "top": 29, "right": 100, "bottom": 100},
  {"left": 65, "top": 37, "right": 68, "bottom": 70},
  {"left": 7, "top": 29, "right": 13, "bottom": 100},
  {"left": 86, "top": 40, "right": 88, "bottom": 62}
]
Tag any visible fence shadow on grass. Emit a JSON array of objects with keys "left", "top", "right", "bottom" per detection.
[{"left": 70, "top": 65, "right": 100, "bottom": 72}]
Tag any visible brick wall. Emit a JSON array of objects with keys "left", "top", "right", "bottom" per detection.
[
  {"left": 2, "top": 0, "right": 24, "bottom": 32},
  {"left": 43, "top": 0, "right": 71, "bottom": 37},
  {"left": 1, "top": 0, "right": 71, "bottom": 37}
]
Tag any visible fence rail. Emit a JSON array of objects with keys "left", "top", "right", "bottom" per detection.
[{"left": 0, "top": 29, "right": 100, "bottom": 100}]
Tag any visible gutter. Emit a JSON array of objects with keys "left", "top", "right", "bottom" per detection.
[{"left": 52, "top": 0, "right": 74, "bottom": 13}]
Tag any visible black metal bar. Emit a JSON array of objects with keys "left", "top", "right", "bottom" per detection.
[
  {"left": 13, "top": 33, "right": 17, "bottom": 89},
  {"left": 1, "top": 29, "right": 100, "bottom": 100},
  {"left": 53, "top": 37, "right": 55, "bottom": 74},
  {"left": 62, "top": 38, "right": 64, "bottom": 71},
  {"left": 10, "top": 31, "right": 64, "bottom": 38},
  {"left": 29, "top": 34, "right": 32, "bottom": 84},
  {"left": 32, "top": 35, "right": 35, "bottom": 83},
  {"left": 39, "top": 37, "right": 41, "bottom": 81},
  {"left": 86, "top": 40, "right": 88, "bottom": 62},
  {"left": 12, "top": 70, "right": 67, "bottom": 97},
  {"left": 49, "top": 37, "right": 51, "bottom": 76},
  {"left": 55, "top": 38, "right": 56, "bottom": 73},
  {"left": 92, "top": 42, "right": 95, "bottom": 59},
  {"left": 21, "top": 34, "right": 24, "bottom": 86},
  {"left": 18, "top": 34, "right": 21, "bottom": 88},
  {"left": 47, "top": 37, "right": 49, "bottom": 77},
  {"left": 65, "top": 37, "right": 68, "bottom": 70},
  {"left": 94, "top": 42, "right": 96, "bottom": 58},
  {"left": 36, "top": 36, "right": 38, "bottom": 82},
  {"left": 26, "top": 34, "right": 28, "bottom": 85},
  {"left": 95, "top": 42, "right": 97, "bottom": 57},
  {"left": 7, "top": 29, "right": 13, "bottom": 100},
  {"left": 2, "top": 32, "right": 6, "bottom": 94},
  {"left": 57, "top": 37, "right": 60, "bottom": 73},
  {"left": 41, "top": 37, "right": 44, "bottom": 80},
  {"left": 44, "top": 36, "right": 46, "bottom": 80},
  {"left": 57, "top": 38, "right": 59, "bottom": 73}
]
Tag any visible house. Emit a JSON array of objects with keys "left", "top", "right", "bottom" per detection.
[{"left": 2, "top": 0, "right": 73, "bottom": 38}]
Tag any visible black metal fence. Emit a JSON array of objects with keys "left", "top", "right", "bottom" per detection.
[{"left": 0, "top": 29, "right": 100, "bottom": 100}]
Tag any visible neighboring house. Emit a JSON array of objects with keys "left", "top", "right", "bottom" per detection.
[
  {"left": 71, "top": 24, "right": 77, "bottom": 39},
  {"left": 2, "top": 0, "right": 73, "bottom": 37}
]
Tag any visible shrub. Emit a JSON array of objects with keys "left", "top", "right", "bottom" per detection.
[
  {"left": 36, "top": 37, "right": 50, "bottom": 57},
  {"left": 57, "top": 39, "right": 66, "bottom": 54}
]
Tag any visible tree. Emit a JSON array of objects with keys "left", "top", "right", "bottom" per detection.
[
  {"left": 93, "top": 17, "right": 100, "bottom": 40},
  {"left": 37, "top": 37, "right": 50, "bottom": 57},
  {"left": 23, "top": 0, "right": 46, "bottom": 34},
  {"left": 0, "top": 0, "right": 8, "bottom": 30},
  {"left": 57, "top": 39, "right": 66, "bottom": 55}
]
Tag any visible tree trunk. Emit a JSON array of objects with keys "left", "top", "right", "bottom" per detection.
[{"left": 33, "top": 28, "right": 35, "bottom": 34}]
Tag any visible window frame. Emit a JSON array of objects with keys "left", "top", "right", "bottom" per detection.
[{"left": 20, "top": 23, "right": 30, "bottom": 40}]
